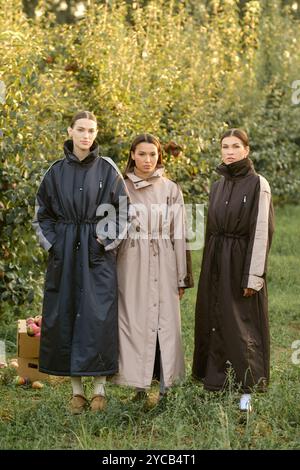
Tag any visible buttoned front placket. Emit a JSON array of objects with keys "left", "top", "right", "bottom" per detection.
[
  {"left": 73, "top": 165, "right": 87, "bottom": 322},
  {"left": 126, "top": 169, "right": 165, "bottom": 386}
]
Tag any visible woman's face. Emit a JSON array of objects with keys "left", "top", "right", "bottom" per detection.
[
  {"left": 68, "top": 118, "right": 97, "bottom": 151},
  {"left": 221, "top": 136, "right": 249, "bottom": 165},
  {"left": 131, "top": 142, "right": 159, "bottom": 177}
]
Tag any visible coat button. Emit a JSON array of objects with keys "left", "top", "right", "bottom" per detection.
[
  {"left": 212, "top": 328, "right": 216, "bottom": 332},
  {"left": 136, "top": 226, "right": 140, "bottom": 232},
  {"left": 79, "top": 187, "right": 83, "bottom": 191},
  {"left": 154, "top": 303, "right": 157, "bottom": 307}
]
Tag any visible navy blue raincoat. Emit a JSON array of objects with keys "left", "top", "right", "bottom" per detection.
[{"left": 33, "top": 140, "right": 129, "bottom": 376}]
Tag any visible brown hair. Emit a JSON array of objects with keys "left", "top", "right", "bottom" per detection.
[
  {"left": 220, "top": 128, "right": 249, "bottom": 147},
  {"left": 124, "top": 133, "right": 163, "bottom": 175},
  {"left": 70, "top": 110, "right": 97, "bottom": 128}
]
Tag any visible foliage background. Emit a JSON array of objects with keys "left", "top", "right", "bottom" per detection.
[{"left": 0, "top": 0, "right": 300, "bottom": 317}]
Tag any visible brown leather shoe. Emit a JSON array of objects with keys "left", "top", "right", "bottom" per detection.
[
  {"left": 90, "top": 394, "right": 107, "bottom": 412},
  {"left": 70, "top": 394, "right": 89, "bottom": 415},
  {"left": 144, "top": 392, "right": 160, "bottom": 410}
]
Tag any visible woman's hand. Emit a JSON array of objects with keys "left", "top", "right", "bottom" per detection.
[
  {"left": 243, "top": 288, "right": 257, "bottom": 297},
  {"left": 178, "top": 287, "right": 185, "bottom": 300}
]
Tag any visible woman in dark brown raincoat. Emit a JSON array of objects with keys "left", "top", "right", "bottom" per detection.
[{"left": 192, "top": 129, "right": 274, "bottom": 411}]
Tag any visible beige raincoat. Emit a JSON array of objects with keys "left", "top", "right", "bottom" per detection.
[{"left": 113, "top": 168, "right": 191, "bottom": 389}]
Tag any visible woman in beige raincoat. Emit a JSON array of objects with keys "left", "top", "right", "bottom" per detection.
[{"left": 113, "top": 134, "right": 193, "bottom": 400}]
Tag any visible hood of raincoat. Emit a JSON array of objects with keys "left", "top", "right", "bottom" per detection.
[
  {"left": 216, "top": 158, "right": 256, "bottom": 180},
  {"left": 63, "top": 139, "right": 99, "bottom": 165}
]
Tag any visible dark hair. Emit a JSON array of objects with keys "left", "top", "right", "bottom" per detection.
[
  {"left": 220, "top": 128, "right": 249, "bottom": 147},
  {"left": 124, "top": 133, "right": 163, "bottom": 175},
  {"left": 70, "top": 110, "right": 97, "bottom": 128}
]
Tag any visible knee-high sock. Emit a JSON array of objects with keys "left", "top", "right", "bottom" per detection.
[
  {"left": 93, "top": 376, "right": 106, "bottom": 396},
  {"left": 71, "top": 377, "right": 84, "bottom": 396}
]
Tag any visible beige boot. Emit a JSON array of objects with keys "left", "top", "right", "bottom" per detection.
[
  {"left": 90, "top": 394, "right": 107, "bottom": 412},
  {"left": 69, "top": 394, "right": 89, "bottom": 415}
]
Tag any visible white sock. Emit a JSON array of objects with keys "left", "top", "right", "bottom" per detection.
[
  {"left": 240, "top": 393, "right": 251, "bottom": 410},
  {"left": 93, "top": 376, "right": 106, "bottom": 396},
  {"left": 71, "top": 377, "right": 84, "bottom": 397}
]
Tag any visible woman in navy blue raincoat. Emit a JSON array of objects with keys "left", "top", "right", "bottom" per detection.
[{"left": 33, "top": 111, "right": 129, "bottom": 413}]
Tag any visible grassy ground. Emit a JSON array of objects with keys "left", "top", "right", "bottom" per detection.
[{"left": 0, "top": 205, "right": 300, "bottom": 450}]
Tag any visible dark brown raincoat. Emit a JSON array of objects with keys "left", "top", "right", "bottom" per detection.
[{"left": 192, "top": 158, "right": 274, "bottom": 393}]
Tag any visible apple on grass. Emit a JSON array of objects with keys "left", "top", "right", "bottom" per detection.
[
  {"left": 14, "top": 376, "right": 30, "bottom": 386},
  {"left": 32, "top": 381, "right": 43, "bottom": 389}
]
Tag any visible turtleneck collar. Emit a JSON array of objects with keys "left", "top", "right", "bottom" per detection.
[
  {"left": 64, "top": 140, "right": 99, "bottom": 165},
  {"left": 216, "top": 158, "right": 255, "bottom": 180}
]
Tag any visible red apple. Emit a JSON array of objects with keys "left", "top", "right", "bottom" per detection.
[
  {"left": 27, "top": 323, "right": 40, "bottom": 336},
  {"left": 31, "top": 323, "right": 40, "bottom": 335},
  {"left": 15, "top": 376, "right": 30, "bottom": 386},
  {"left": 34, "top": 315, "right": 42, "bottom": 327},
  {"left": 27, "top": 325, "right": 35, "bottom": 336}
]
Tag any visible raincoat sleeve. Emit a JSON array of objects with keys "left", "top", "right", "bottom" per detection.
[
  {"left": 173, "top": 185, "right": 193, "bottom": 288},
  {"left": 96, "top": 167, "right": 130, "bottom": 251},
  {"left": 241, "top": 176, "right": 274, "bottom": 291},
  {"left": 32, "top": 172, "right": 57, "bottom": 252}
]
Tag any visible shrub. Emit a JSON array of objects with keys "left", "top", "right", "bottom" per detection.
[{"left": 0, "top": 0, "right": 299, "bottom": 310}]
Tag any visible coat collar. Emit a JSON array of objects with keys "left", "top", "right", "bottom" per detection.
[
  {"left": 126, "top": 167, "right": 164, "bottom": 189},
  {"left": 64, "top": 140, "right": 99, "bottom": 165},
  {"left": 216, "top": 158, "right": 256, "bottom": 180}
]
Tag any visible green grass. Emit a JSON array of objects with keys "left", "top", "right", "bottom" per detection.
[{"left": 1, "top": 205, "right": 300, "bottom": 450}]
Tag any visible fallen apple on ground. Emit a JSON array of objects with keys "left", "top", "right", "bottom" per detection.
[
  {"left": 14, "top": 376, "right": 30, "bottom": 386},
  {"left": 32, "top": 381, "right": 43, "bottom": 389},
  {"left": 9, "top": 359, "right": 19, "bottom": 369}
]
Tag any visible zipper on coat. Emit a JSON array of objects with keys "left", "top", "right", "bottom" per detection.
[
  {"left": 222, "top": 181, "right": 235, "bottom": 231},
  {"left": 233, "top": 194, "right": 247, "bottom": 231}
]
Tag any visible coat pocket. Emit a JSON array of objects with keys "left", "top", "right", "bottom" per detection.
[
  {"left": 89, "top": 236, "right": 105, "bottom": 267},
  {"left": 45, "top": 244, "right": 63, "bottom": 292}
]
